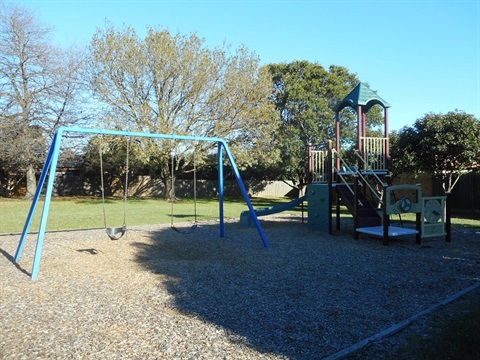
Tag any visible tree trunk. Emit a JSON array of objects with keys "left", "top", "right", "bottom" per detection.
[
  {"left": 0, "top": 176, "right": 7, "bottom": 197},
  {"left": 24, "top": 164, "right": 37, "bottom": 200}
]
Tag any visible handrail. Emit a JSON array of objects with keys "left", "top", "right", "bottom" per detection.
[
  {"left": 332, "top": 149, "right": 381, "bottom": 206},
  {"left": 353, "top": 150, "right": 386, "bottom": 205},
  {"left": 353, "top": 149, "right": 388, "bottom": 187},
  {"left": 357, "top": 169, "right": 383, "bottom": 205},
  {"left": 331, "top": 149, "right": 355, "bottom": 196}
]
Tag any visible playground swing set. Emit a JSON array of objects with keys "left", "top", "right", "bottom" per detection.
[
  {"left": 99, "top": 135, "right": 201, "bottom": 239},
  {"left": 14, "top": 128, "right": 270, "bottom": 279},
  {"left": 14, "top": 83, "right": 451, "bottom": 280}
]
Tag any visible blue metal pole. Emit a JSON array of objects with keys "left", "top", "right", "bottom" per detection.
[
  {"left": 30, "top": 129, "right": 65, "bottom": 279},
  {"left": 220, "top": 142, "right": 270, "bottom": 249},
  {"left": 15, "top": 131, "right": 60, "bottom": 262},
  {"left": 218, "top": 143, "right": 225, "bottom": 237},
  {"left": 52, "top": 126, "right": 227, "bottom": 144}
]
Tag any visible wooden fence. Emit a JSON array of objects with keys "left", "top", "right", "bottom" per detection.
[
  {"left": 7, "top": 171, "right": 480, "bottom": 213},
  {"left": 396, "top": 171, "right": 479, "bottom": 213},
  {"left": 446, "top": 171, "right": 480, "bottom": 213}
]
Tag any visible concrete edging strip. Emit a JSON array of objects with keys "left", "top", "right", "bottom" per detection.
[{"left": 324, "top": 281, "right": 480, "bottom": 360}]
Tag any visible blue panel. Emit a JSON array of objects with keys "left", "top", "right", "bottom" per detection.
[
  {"left": 220, "top": 141, "right": 270, "bottom": 249},
  {"left": 218, "top": 143, "right": 224, "bottom": 238}
]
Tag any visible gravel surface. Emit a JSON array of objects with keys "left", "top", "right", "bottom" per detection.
[{"left": 1, "top": 215, "right": 479, "bottom": 359}]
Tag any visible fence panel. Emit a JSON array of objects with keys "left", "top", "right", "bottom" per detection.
[
  {"left": 449, "top": 171, "right": 480, "bottom": 212},
  {"left": 35, "top": 170, "right": 480, "bottom": 213}
]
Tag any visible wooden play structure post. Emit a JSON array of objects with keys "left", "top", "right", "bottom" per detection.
[
  {"left": 335, "top": 112, "right": 341, "bottom": 171},
  {"left": 307, "top": 143, "right": 313, "bottom": 184},
  {"left": 384, "top": 107, "right": 390, "bottom": 169},
  {"left": 382, "top": 183, "right": 390, "bottom": 246},
  {"left": 327, "top": 140, "right": 333, "bottom": 234},
  {"left": 416, "top": 212, "right": 422, "bottom": 244},
  {"left": 353, "top": 174, "right": 360, "bottom": 240}
]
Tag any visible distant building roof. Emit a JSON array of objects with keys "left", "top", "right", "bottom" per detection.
[{"left": 334, "top": 82, "right": 390, "bottom": 113}]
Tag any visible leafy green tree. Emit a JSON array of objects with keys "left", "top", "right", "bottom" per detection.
[
  {"left": 88, "top": 24, "right": 278, "bottom": 199},
  {"left": 267, "top": 61, "right": 362, "bottom": 192},
  {"left": 390, "top": 111, "right": 480, "bottom": 193}
]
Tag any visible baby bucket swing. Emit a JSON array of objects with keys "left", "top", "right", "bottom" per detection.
[
  {"left": 170, "top": 141, "right": 198, "bottom": 234},
  {"left": 99, "top": 136, "right": 130, "bottom": 240}
]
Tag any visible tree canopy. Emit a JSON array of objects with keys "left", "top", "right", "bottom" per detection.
[
  {"left": 390, "top": 111, "right": 480, "bottom": 192},
  {"left": 267, "top": 61, "right": 361, "bottom": 191},
  {"left": 2, "top": 2, "right": 420, "bottom": 200},
  {"left": 88, "top": 24, "right": 278, "bottom": 197}
]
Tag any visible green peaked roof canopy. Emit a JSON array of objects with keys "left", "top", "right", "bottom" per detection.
[{"left": 334, "top": 82, "right": 390, "bottom": 113}]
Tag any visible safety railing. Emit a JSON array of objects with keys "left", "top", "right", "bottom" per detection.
[
  {"left": 310, "top": 143, "right": 386, "bottom": 207},
  {"left": 354, "top": 149, "right": 387, "bottom": 206},
  {"left": 360, "top": 137, "right": 388, "bottom": 171},
  {"left": 310, "top": 149, "right": 329, "bottom": 182},
  {"left": 331, "top": 149, "right": 357, "bottom": 198}
]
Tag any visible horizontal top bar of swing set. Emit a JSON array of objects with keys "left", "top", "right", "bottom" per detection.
[{"left": 56, "top": 126, "right": 227, "bottom": 144}]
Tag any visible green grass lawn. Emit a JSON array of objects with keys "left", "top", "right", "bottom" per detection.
[
  {"left": 389, "top": 211, "right": 480, "bottom": 229},
  {"left": 386, "top": 288, "right": 480, "bottom": 360},
  {"left": 0, "top": 196, "right": 306, "bottom": 234},
  {"left": 1, "top": 196, "right": 478, "bottom": 234}
]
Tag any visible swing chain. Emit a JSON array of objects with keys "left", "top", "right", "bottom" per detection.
[
  {"left": 123, "top": 136, "right": 129, "bottom": 226},
  {"left": 170, "top": 137, "right": 198, "bottom": 233},
  {"left": 99, "top": 135, "right": 129, "bottom": 240},
  {"left": 99, "top": 135, "right": 108, "bottom": 230}
]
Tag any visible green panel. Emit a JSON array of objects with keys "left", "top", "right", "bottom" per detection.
[
  {"left": 334, "top": 82, "right": 390, "bottom": 112},
  {"left": 307, "top": 183, "right": 330, "bottom": 232}
]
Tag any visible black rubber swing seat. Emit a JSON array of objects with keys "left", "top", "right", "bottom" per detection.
[
  {"left": 171, "top": 223, "right": 197, "bottom": 234},
  {"left": 106, "top": 225, "right": 126, "bottom": 240}
]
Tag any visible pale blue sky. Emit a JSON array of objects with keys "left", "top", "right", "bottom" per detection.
[{"left": 10, "top": 0, "right": 480, "bottom": 130}]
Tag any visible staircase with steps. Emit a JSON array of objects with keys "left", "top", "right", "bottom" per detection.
[{"left": 335, "top": 184, "right": 381, "bottom": 227}]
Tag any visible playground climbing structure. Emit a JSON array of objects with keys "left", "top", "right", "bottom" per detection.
[{"left": 308, "top": 83, "right": 450, "bottom": 244}]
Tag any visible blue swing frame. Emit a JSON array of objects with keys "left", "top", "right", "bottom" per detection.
[{"left": 14, "top": 127, "right": 270, "bottom": 279}]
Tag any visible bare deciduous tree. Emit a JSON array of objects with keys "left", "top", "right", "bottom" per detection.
[{"left": 0, "top": 2, "right": 89, "bottom": 198}]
